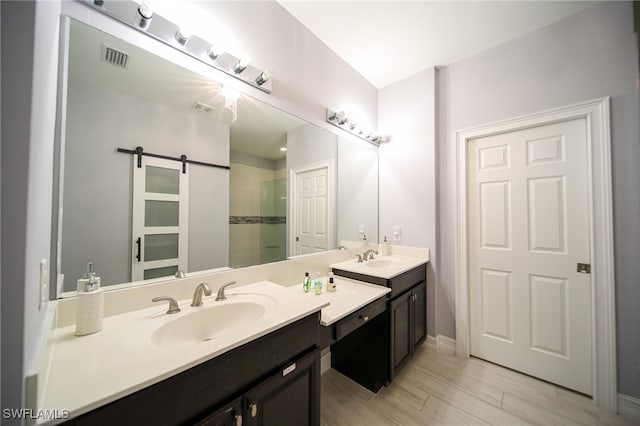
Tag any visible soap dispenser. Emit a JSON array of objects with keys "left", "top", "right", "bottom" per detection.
[
  {"left": 75, "top": 262, "right": 104, "bottom": 336},
  {"left": 379, "top": 236, "right": 389, "bottom": 256}
]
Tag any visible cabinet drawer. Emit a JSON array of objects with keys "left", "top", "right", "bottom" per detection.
[{"left": 336, "top": 297, "right": 386, "bottom": 340}]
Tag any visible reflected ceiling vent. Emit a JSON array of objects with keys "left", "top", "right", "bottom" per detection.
[
  {"left": 101, "top": 44, "right": 130, "bottom": 69},
  {"left": 192, "top": 102, "right": 215, "bottom": 113}
]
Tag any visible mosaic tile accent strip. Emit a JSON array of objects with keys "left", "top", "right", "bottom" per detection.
[{"left": 230, "top": 216, "right": 286, "bottom": 225}]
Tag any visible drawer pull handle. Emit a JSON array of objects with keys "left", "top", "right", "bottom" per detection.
[
  {"left": 250, "top": 403, "right": 257, "bottom": 418},
  {"left": 234, "top": 414, "right": 242, "bottom": 426},
  {"left": 361, "top": 315, "right": 369, "bottom": 322}
]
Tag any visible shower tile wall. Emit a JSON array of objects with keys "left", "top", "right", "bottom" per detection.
[{"left": 229, "top": 161, "right": 286, "bottom": 267}]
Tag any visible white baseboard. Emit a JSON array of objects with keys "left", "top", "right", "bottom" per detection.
[
  {"left": 436, "top": 335, "right": 456, "bottom": 355},
  {"left": 618, "top": 393, "right": 640, "bottom": 421},
  {"left": 426, "top": 335, "right": 437, "bottom": 346}
]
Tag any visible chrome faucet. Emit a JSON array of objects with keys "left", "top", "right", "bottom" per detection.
[
  {"left": 362, "top": 249, "right": 378, "bottom": 261},
  {"left": 191, "top": 282, "right": 212, "bottom": 307},
  {"left": 152, "top": 296, "right": 180, "bottom": 314},
  {"left": 338, "top": 245, "right": 348, "bottom": 251},
  {"left": 216, "top": 281, "right": 237, "bottom": 301},
  {"left": 174, "top": 270, "right": 186, "bottom": 279},
  {"left": 356, "top": 254, "right": 364, "bottom": 263}
]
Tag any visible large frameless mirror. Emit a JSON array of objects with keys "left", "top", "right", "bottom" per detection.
[{"left": 53, "top": 17, "right": 378, "bottom": 297}]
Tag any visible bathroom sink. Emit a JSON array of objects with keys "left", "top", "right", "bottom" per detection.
[
  {"left": 150, "top": 301, "right": 268, "bottom": 346},
  {"left": 364, "top": 260, "right": 402, "bottom": 269},
  {"left": 330, "top": 255, "right": 427, "bottom": 279}
]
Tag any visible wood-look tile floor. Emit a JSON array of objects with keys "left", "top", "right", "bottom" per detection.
[{"left": 321, "top": 342, "right": 637, "bottom": 426}]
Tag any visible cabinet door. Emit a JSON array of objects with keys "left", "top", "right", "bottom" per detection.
[
  {"left": 389, "top": 292, "right": 412, "bottom": 380},
  {"left": 412, "top": 281, "right": 427, "bottom": 348},
  {"left": 195, "top": 397, "right": 243, "bottom": 426},
  {"left": 245, "top": 349, "right": 320, "bottom": 426}
]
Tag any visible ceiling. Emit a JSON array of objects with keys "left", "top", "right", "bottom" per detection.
[{"left": 278, "top": 1, "right": 600, "bottom": 89}]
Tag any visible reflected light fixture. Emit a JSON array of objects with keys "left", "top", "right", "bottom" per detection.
[
  {"left": 221, "top": 85, "right": 240, "bottom": 123},
  {"left": 326, "top": 108, "right": 390, "bottom": 146},
  {"left": 280, "top": 146, "right": 287, "bottom": 152},
  {"left": 134, "top": 0, "right": 153, "bottom": 29}
]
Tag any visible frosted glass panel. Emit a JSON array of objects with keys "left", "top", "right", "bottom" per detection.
[
  {"left": 146, "top": 166, "right": 179, "bottom": 194},
  {"left": 145, "top": 200, "right": 179, "bottom": 226},
  {"left": 144, "top": 265, "right": 178, "bottom": 280},
  {"left": 144, "top": 233, "right": 178, "bottom": 261}
]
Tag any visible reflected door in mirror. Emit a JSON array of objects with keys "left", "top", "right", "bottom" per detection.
[
  {"left": 293, "top": 164, "right": 330, "bottom": 255},
  {"left": 132, "top": 157, "right": 189, "bottom": 280}
]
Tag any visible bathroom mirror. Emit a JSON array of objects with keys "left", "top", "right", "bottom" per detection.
[{"left": 54, "top": 18, "right": 378, "bottom": 297}]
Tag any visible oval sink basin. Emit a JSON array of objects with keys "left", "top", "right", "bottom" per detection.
[
  {"left": 151, "top": 302, "right": 266, "bottom": 346},
  {"left": 365, "top": 260, "right": 402, "bottom": 269}
]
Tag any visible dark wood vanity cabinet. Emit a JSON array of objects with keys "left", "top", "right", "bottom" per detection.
[
  {"left": 197, "top": 348, "right": 320, "bottom": 426},
  {"left": 332, "top": 262, "right": 427, "bottom": 384},
  {"left": 389, "top": 280, "right": 426, "bottom": 380},
  {"left": 68, "top": 313, "right": 321, "bottom": 426}
]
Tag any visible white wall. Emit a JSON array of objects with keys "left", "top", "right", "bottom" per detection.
[
  {"left": 1, "top": 0, "right": 61, "bottom": 414},
  {"left": 379, "top": 68, "right": 437, "bottom": 336},
  {"left": 436, "top": 1, "right": 640, "bottom": 397}
]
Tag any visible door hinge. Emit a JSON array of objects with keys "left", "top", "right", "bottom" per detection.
[{"left": 577, "top": 263, "right": 591, "bottom": 274}]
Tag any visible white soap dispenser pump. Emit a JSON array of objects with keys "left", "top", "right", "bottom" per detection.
[{"left": 75, "top": 262, "right": 104, "bottom": 336}]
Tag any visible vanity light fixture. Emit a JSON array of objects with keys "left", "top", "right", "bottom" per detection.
[
  {"left": 326, "top": 108, "right": 390, "bottom": 146},
  {"left": 280, "top": 146, "right": 287, "bottom": 152},
  {"left": 84, "top": 1, "right": 273, "bottom": 93}
]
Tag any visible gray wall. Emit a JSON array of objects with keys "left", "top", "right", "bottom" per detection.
[
  {"left": 379, "top": 68, "right": 437, "bottom": 337},
  {"left": 435, "top": 1, "right": 640, "bottom": 397},
  {"left": 62, "top": 79, "right": 229, "bottom": 289}
]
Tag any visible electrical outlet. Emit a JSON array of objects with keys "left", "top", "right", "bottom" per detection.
[{"left": 39, "top": 258, "right": 48, "bottom": 310}]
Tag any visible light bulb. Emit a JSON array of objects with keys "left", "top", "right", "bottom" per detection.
[
  {"left": 255, "top": 67, "right": 272, "bottom": 86},
  {"left": 280, "top": 147, "right": 287, "bottom": 152},
  {"left": 135, "top": 0, "right": 153, "bottom": 29},
  {"left": 233, "top": 54, "right": 251, "bottom": 74},
  {"left": 208, "top": 45, "right": 222, "bottom": 60},
  {"left": 175, "top": 26, "right": 194, "bottom": 45}
]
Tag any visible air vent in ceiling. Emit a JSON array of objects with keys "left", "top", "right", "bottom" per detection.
[
  {"left": 101, "top": 44, "right": 129, "bottom": 69},
  {"left": 192, "top": 102, "right": 215, "bottom": 113}
]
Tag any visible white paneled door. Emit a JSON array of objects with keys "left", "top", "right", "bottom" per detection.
[
  {"left": 468, "top": 118, "right": 592, "bottom": 395},
  {"left": 293, "top": 165, "right": 329, "bottom": 256}
]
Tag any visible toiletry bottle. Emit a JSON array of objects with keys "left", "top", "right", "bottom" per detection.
[
  {"left": 303, "top": 272, "right": 311, "bottom": 293},
  {"left": 75, "top": 262, "right": 104, "bottom": 336},
  {"left": 314, "top": 273, "right": 323, "bottom": 295},
  {"left": 327, "top": 272, "right": 336, "bottom": 292},
  {"left": 380, "top": 236, "right": 389, "bottom": 256},
  {"left": 361, "top": 233, "right": 368, "bottom": 247}
]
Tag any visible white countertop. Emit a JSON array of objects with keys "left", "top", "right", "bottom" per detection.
[
  {"left": 330, "top": 255, "right": 427, "bottom": 279},
  {"left": 286, "top": 276, "right": 390, "bottom": 326},
  {"left": 40, "top": 281, "right": 328, "bottom": 424}
]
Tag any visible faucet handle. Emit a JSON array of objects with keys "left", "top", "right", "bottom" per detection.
[
  {"left": 216, "top": 281, "right": 237, "bottom": 301},
  {"left": 152, "top": 296, "right": 180, "bottom": 314},
  {"left": 356, "top": 254, "right": 363, "bottom": 263}
]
